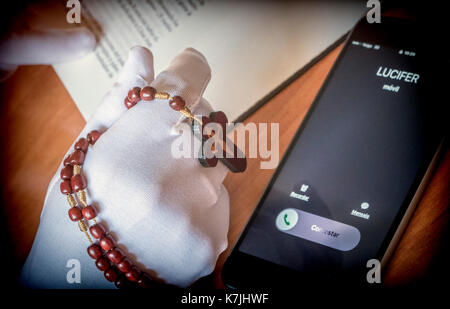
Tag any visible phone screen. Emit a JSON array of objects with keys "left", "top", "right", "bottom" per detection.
[{"left": 231, "top": 18, "right": 444, "bottom": 283}]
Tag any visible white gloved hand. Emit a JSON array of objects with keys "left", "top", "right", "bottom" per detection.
[
  {"left": 20, "top": 46, "right": 230, "bottom": 288},
  {"left": 0, "top": 3, "right": 95, "bottom": 79}
]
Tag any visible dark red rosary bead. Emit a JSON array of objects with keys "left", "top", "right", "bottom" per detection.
[
  {"left": 104, "top": 268, "right": 118, "bottom": 282},
  {"left": 87, "top": 130, "right": 101, "bottom": 145},
  {"left": 117, "top": 258, "right": 132, "bottom": 273},
  {"left": 71, "top": 174, "right": 87, "bottom": 192},
  {"left": 127, "top": 87, "right": 141, "bottom": 103},
  {"left": 125, "top": 266, "right": 140, "bottom": 282},
  {"left": 114, "top": 275, "right": 130, "bottom": 289},
  {"left": 140, "top": 86, "right": 156, "bottom": 101},
  {"left": 60, "top": 180, "right": 72, "bottom": 194},
  {"left": 70, "top": 150, "right": 85, "bottom": 165},
  {"left": 96, "top": 256, "right": 110, "bottom": 271},
  {"left": 87, "top": 244, "right": 103, "bottom": 260},
  {"left": 137, "top": 273, "right": 154, "bottom": 288},
  {"left": 60, "top": 165, "right": 73, "bottom": 180},
  {"left": 63, "top": 155, "right": 72, "bottom": 166},
  {"left": 81, "top": 205, "right": 97, "bottom": 220},
  {"left": 89, "top": 223, "right": 106, "bottom": 239},
  {"left": 74, "top": 137, "right": 89, "bottom": 153},
  {"left": 99, "top": 235, "right": 115, "bottom": 251},
  {"left": 106, "top": 248, "right": 124, "bottom": 264},
  {"left": 169, "top": 96, "right": 185, "bottom": 111},
  {"left": 124, "top": 97, "right": 136, "bottom": 109},
  {"left": 68, "top": 207, "right": 83, "bottom": 221},
  {"left": 127, "top": 87, "right": 141, "bottom": 104}
]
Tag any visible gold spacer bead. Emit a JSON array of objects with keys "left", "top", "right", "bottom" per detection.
[
  {"left": 67, "top": 194, "right": 77, "bottom": 208},
  {"left": 73, "top": 164, "right": 81, "bottom": 175},
  {"left": 86, "top": 234, "right": 93, "bottom": 244},
  {"left": 155, "top": 92, "right": 170, "bottom": 100},
  {"left": 179, "top": 106, "right": 191, "bottom": 117},
  {"left": 78, "top": 220, "right": 88, "bottom": 232},
  {"left": 78, "top": 220, "right": 92, "bottom": 244},
  {"left": 77, "top": 190, "right": 88, "bottom": 207},
  {"left": 180, "top": 106, "right": 203, "bottom": 125}
]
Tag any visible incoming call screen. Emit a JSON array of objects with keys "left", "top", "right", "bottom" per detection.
[{"left": 237, "top": 27, "right": 442, "bottom": 279}]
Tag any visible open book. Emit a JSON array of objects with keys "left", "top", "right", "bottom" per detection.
[{"left": 53, "top": 0, "right": 366, "bottom": 122}]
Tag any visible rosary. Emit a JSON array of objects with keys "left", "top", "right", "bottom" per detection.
[{"left": 60, "top": 86, "right": 246, "bottom": 288}]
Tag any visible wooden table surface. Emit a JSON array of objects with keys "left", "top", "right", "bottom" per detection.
[{"left": 1, "top": 43, "right": 448, "bottom": 288}]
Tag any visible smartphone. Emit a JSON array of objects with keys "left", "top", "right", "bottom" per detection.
[{"left": 222, "top": 16, "right": 446, "bottom": 287}]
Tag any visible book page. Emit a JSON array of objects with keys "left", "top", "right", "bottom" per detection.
[{"left": 53, "top": 0, "right": 366, "bottom": 121}]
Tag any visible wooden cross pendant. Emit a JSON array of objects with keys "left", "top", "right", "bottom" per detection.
[{"left": 192, "top": 111, "right": 247, "bottom": 173}]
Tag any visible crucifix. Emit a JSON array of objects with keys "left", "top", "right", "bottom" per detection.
[{"left": 191, "top": 111, "right": 247, "bottom": 173}]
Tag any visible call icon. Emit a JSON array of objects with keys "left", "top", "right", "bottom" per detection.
[{"left": 276, "top": 208, "right": 299, "bottom": 231}]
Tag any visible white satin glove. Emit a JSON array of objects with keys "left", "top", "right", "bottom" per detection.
[
  {"left": 0, "top": 3, "right": 95, "bottom": 80},
  {"left": 20, "top": 46, "right": 230, "bottom": 288}
]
